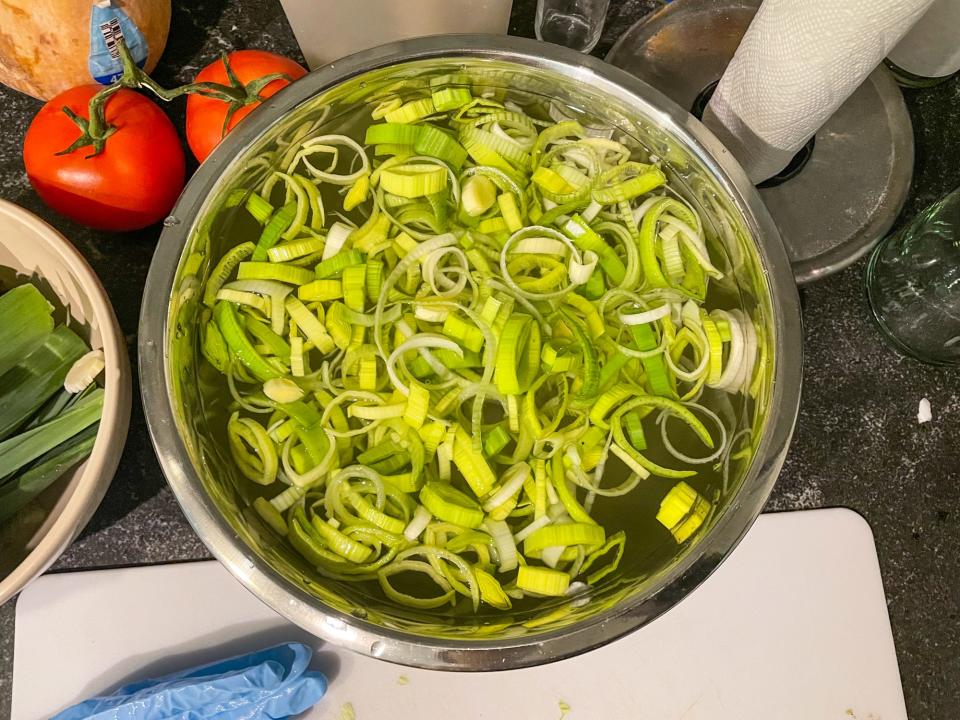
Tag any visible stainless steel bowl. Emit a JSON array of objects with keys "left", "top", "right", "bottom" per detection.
[{"left": 140, "top": 35, "right": 802, "bottom": 671}]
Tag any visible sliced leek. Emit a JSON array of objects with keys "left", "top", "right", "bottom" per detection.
[{"left": 193, "top": 87, "right": 760, "bottom": 616}]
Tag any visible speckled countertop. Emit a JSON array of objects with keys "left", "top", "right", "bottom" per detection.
[{"left": 0, "top": 0, "right": 958, "bottom": 717}]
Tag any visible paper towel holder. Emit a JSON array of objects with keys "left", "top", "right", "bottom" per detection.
[
  {"left": 606, "top": 0, "right": 915, "bottom": 285},
  {"left": 689, "top": 80, "right": 816, "bottom": 190}
]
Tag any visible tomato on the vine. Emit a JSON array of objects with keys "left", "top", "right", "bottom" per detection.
[
  {"left": 23, "top": 85, "right": 185, "bottom": 232},
  {"left": 186, "top": 50, "right": 307, "bottom": 163}
]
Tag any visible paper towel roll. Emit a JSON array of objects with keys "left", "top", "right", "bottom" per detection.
[{"left": 702, "top": 0, "right": 934, "bottom": 184}]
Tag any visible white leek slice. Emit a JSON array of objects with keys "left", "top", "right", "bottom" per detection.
[
  {"left": 404, "top": 505, "right": 433, "bottom": 541},
  {"left": 568, "top": 250, "right": 598, "bottom": 285},
  {"left": 485, "top": 518, "right": 518, "bottom": 572},
  {"left": 322, "top": 222, "right": 354, "bottom": 260},
  {"left": 512, "top": 237, "right": 568, "bottom": 255},
  {"left": 617, "top": 303, "right": 670, "bottom": 327},
  {"left": 263, "top": 378, "right": 305, "bottom": 404},
  {"left": 513, "top": 514, "right": 552, "bottom": 544},
  {"left": 482, "top": 462, "right": 530, "bottom": 512},
  {"left": 64, "top": 349, "right": 105, "bottom": 394}
]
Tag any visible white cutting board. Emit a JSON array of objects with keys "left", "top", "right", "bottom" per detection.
[{"left": 13, "top": 509, "right": 907, "bottom": 720}]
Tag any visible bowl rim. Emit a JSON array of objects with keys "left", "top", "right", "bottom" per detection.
[
  {"left": 0, "top": 199, "right": 132, "bottom": 606},
  {"left": 139, "top": 34, "right": 803, "bottom": 670}
]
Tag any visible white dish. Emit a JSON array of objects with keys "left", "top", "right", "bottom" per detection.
[
  {"left": 0, "top": 199, "right": 132, "bottom": 605},
  {"left": 12, "top": 509, "right": 908, "bottom": 720}
]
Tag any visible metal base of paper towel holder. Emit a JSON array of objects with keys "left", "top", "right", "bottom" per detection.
[{"left": 606, "top": 0, "right": 915, "bottom": 285}]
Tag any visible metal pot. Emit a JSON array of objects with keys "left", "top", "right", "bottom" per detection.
[{"left": 140, "top": 35, "right": 802, "bottom": 671}]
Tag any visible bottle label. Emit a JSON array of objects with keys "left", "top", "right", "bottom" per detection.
[{"left": 88, "top": 1, "right": 150, "bottom": 85}]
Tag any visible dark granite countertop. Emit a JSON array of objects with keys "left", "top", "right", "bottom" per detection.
[{"left": 1, "top": 0, "right": 958, "bottom": 717}]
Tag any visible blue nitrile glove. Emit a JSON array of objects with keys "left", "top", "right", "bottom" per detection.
[{"left": 51, "top": 642, "right": 327, "bottom": 720}]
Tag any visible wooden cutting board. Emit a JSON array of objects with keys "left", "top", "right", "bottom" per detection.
[{"left": 12, "top": 509, "right": 908, "bottom": 720}]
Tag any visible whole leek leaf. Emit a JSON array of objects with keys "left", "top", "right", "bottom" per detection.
[
  {"left": 0, "top": 388, "right": 103, "bottom": 483},
  {"left": 0, "top": 326, "right": 87, "bottom": 440},
  {"left": 0, "top": 284, "right": 54, "bottom": 377},
  {"left": 0, "top": 424, "right": 98, "bottom": 524}
]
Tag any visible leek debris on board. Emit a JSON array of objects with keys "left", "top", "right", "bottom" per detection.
[{"left": 0, "top": 284, "right": 55, "bottom": 377}]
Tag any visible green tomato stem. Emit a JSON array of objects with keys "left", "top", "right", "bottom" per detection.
[{"left": 58, "top": 39, "right": 292, "bottom": 157}]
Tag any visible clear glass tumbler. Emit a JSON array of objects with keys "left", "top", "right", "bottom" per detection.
[
  {"left": 865, "top": 187, "right": 960, "bottom": 366},
  {"left": 535, "top": 0, "right": 610, "bottom": 53}
]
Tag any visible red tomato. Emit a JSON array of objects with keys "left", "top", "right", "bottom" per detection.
[
  {"left": 186, "top": 50, "right": 307, "bottom": 163},
  {"left": 23, "top": 85, "right": 185, "bottom": 232}
]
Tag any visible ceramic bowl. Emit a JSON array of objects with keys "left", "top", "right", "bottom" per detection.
[{"left": 0, "top": 199, "right": 131, "bottom": 605}]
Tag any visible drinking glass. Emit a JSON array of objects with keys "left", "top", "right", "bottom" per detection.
[
  {"left": 865, "top": 187, "right": 960, "bottom": 366},
  {"left": 535, "top": 0, "right": 610, "bottom": 53}
]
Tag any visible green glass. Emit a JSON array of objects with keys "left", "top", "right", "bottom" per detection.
[{"left": 866, "top": 187, "right": 960, "bottom": 366}]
